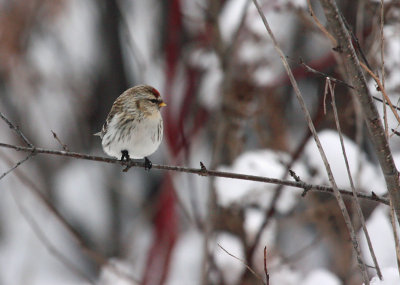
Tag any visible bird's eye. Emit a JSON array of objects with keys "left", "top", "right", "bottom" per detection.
[{"left": 149, "top": 99, "right": 158, "bottom": 104}]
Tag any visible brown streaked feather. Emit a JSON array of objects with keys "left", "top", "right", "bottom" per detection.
[{"left": 97, "top": 85, "right": 162, "bottom": 138}]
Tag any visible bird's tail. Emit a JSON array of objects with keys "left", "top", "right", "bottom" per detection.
[{"left": 93, "top": 132, "right": 101, "bottom": 137}]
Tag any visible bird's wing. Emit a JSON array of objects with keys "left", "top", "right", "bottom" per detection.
[{"left": 98, "top": 94, "right": 127, "bottom": 139}]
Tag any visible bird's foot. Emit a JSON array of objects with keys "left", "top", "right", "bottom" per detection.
[
  {"left": 120, "top": 150, "right": 130, "bottom": 161},
  {"left": 121, "top": 150, "right": 132, "bottom": 172},
  {"left": 144, "top": 157, "right": 152, "bottom": 171}
]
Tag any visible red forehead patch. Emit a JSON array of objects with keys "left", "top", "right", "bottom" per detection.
[{"left": 151, "top": 87, "right": 160, "bottom": 98}]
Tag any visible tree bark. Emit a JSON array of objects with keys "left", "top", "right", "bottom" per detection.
[{"left": 319, "top": 0, "right": 400, "bottom": 222}]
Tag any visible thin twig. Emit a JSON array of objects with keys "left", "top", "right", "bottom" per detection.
[
  {"left": 360, "top": 61, "right": 400, "bottom": 125},
  {"left": 251, "top": 1, "right": 369, "bottom": 282},
  {"left": 379, "top": 0, "right": 385, "bottom": 91},
  {"left": 373, "top": 96, "right": 400, "bottom": 112},
  {"left": 289, "top": 169, "right": 311, "bottom": 197},
  {"left": 264, "top": 246, "right": 269, "bottom": 285},
  {"left": 323, "top": 78, "right": 329, "bottom": 115},
  {"left": 294, "top": 58, "right": 400, "bottom": 112},
  {"left": 217, "top": 243, "right": 265, "bottom": 284},
  {"left": 307, "top": 0, "right": 337, "bottom": 45},
  {"left": 392, "top": 129, "right": 400, "bottom": 137},
  {"left": 0, "top": 111, "right": 33, "bottom": 147},
  {"left": 0, "top": 142, "right": 388, "bottom": 205},
  {"left": 0, "top": 152, "right": 35, "bottom": 181},
  {"left": 51, "top": 130, "right": 69, "bottom": 151},
  {"left": 307, "top": 0, "right": 400, "bottom": 123},
  {"left": 339, "top": 10, "right": 371, "bottom": 70},
  {"left": 380, "top": 0, "right": 388, "bottom": 139},
  {"left": 329, "top": 79, "right": 382, "bottom": 279},
  {"left": 389, "top": 199, "right": 400, "bottom": 276},
  {"left": 297, "top": 58, "right": 355, "bottom": 89}
]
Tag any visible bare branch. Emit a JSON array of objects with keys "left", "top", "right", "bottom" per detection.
[
  {"left": 307, "top": 0, "right": 337, "bottom": 45},
  {"left": 360, "top": 61, "right": 400, "bottom": 125},
  {"left": 217, "top": 243, "right": 265, "bottom": 285},
  {"left": 0, "top": 152, "right": 35, "bottom": 181},
  {"left": 380, "top": 0, "right": 388, "bottom": 139},
  {"left": 0, "top": 111, "right": 33, "bottom": 147},
  {"left": 389, "top": 199, "right": 400, "bottom": 276},
  {"left": 329, "top": 80, "right": 382, "bottom": 279},
  {"left": 51, "top": 130, "right": 69, "bottom": 151},
  {"left": 297, "top": 58, "right": 355, "bottom": 89},
  {"left": 319, "top": 0, "right": 400, "bottom": 225},
  {"left": 0, "top": 142, "right": 388, "bottom": 205},
  {"left": 251, "top": 0, "right": 369, "bottom": 282},
  {"left": 294, "top": 58, "right": 400, "bottom": 112},
  {"left": 264, "top": 246, "right": 269, "bottom": 285}
]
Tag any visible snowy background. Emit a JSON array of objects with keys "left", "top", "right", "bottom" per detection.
[{"left": 0, "top": 0, "right": 399, "bottom": 284}]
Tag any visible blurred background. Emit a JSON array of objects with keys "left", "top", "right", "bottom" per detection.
[{"left": 0, "top": 0, "right": 399, "bottom": 284}]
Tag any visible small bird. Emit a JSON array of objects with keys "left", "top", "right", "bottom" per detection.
[{"left": 95, "top": 85, "right": 166, "bottom": 170}]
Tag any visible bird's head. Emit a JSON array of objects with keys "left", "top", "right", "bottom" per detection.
[{"left": 125, "top": 85, "right": 166, "bottom": 115}]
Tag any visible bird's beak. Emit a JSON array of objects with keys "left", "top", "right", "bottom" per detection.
[{"left": 159, "top": 101, "right": 167, "bottom": 108}]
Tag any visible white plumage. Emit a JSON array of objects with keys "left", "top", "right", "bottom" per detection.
[{"left": 102, "top": 112, "right": 163, "bottom": 159}]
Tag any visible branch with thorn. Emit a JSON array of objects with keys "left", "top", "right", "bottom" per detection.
[{"left": 0, "top": 141, "right": 389, "bottom": 205}]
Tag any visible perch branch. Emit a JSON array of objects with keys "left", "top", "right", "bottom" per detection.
[{"left": 0, "top": 142, "right": 388, "bottom": 205}]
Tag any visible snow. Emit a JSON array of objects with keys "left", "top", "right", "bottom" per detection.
[
  {"left": 191, "top": 50, "right": 222, "bottom": 110},
  {"left": 219, "top": 0, "right": 248, "bottom": 43},
  {"left": 166, "top": 231, "right": 204, "bottom": 285},
  {"left": 303, "top": 269, "right": 340, "bottom": 285},
  {"left": 269, "top": 263, "right": 302, "bottom": 285},
  {"left": 302, "top": 130, "right": 386, "bottom": 195},
  {"left": 359, "top": 206, "right": 399, "bottom": 270},
  {"left": 214, "top": 233, "right": 246, "bottom": 284},
  {"left": 244, "top": 208, "right": 277, "bottom": 247},
  {"left": 253, "top": 65, "right": 277, "bottom": 86},
  {"left": 98, "top": 259, "right": 139, "bottom": 285},
  {"left": 247, "top": 4, "right": 295, "bottom": 42},
  {"left": 238, "top": 40, "right": 269, "bottom": 64},
  {"left": 369, "top": 268, "right": 400, "bottom": 285},
  {"left": 198, "top": 66, "right": 223, "bottom": 110},
  {"left": 244, "top": 208, "right": 265, "bottom": 244},
  {"left": 288, "top": 0, "right": 307, "bottom": 8},
  {"left": 215, "top": 149, "right": 301, "bottom": 213}
]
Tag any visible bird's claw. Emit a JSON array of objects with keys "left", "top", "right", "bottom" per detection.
[
  {"left": 120, "top": 150, "right": 130, "bottom": 161},
  {"left": 144, "top": 157, "right": 152, "bottom": 171}
]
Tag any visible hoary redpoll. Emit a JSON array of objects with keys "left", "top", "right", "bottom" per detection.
[{"left": 95, "top": 85, "right": 166, "bottom": 170}]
